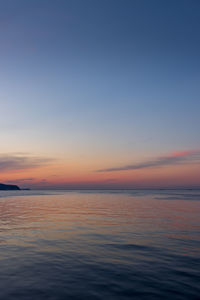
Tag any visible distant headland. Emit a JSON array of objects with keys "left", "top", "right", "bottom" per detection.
[{"left": 0, "top": 183, "right": 21, "bottom": 190}]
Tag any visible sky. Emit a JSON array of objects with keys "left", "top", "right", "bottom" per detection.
[{"left": 0, "top": 0, "right": 200, "bottom": 189}]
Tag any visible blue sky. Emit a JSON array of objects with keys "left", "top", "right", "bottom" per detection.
[{"left": 0, "top": 0, "right": 200, "bottom": 188}]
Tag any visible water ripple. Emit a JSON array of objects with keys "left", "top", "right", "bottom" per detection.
[{"left": 0, "top": 190, "right": 199, "bottom": 299}]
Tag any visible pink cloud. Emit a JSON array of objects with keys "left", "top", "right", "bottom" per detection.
[{"left": 97, "top": 149, "right": 200, "bottom": 172}]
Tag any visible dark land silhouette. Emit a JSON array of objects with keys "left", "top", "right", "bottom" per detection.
[{"left": 0, "top": 183, "right": 20, "bottom": 190}]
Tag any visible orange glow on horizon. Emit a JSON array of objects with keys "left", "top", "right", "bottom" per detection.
[{"left": 1, "top": 157, "right": 200, "bottom": 189}]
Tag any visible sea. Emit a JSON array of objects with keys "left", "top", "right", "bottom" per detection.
[{"left": 0, "top": 189, "right": 199, "bottom": 300}]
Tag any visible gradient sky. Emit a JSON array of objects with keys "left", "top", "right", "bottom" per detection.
[{"left": 0, "top": 0, "right": 200, "bottom": 189}]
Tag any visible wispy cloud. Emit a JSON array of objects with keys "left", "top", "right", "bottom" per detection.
[
  {"left": 6, "top": 178, "right": 35, "bottom": 184},
  {"left": 97, "top": 150, "right": 200, "bottom": 172},
  {"left": 0, "top": 154, "right": 54, "bottom": 172}
]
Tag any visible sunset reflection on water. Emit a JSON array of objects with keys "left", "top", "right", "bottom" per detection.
[{"left": 0, "top": 190, "right": 200, "bottom": 299}]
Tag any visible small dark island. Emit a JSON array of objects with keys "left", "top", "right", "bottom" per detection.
[{"left": 0, "top": 183, "right": 21, "bottom": 190}]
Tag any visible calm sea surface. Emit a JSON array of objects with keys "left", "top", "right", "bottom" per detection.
[{"left": 0, "top": 190, "right": 199, "bottom": 300}]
